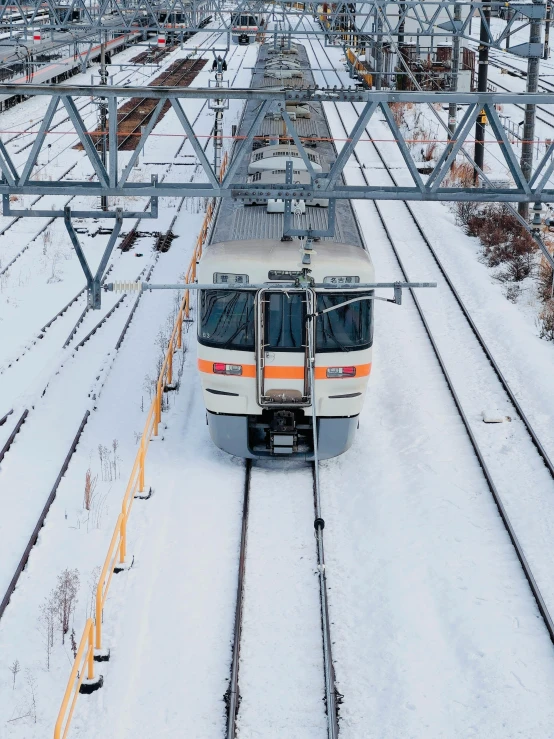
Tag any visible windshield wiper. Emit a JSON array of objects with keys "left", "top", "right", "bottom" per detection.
[{"left": 221, "top": 319, "right": 253, "bottom": 349}]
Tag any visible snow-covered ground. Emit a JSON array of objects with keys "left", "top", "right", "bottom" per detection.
[
  {"left": 0, "top": 30, "right": 256, "bottom": 739},
  {"left": 2, "top": 14, "right": 554, "bottom": 739}
]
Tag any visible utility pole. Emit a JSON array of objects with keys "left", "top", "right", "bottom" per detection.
[
  {"left": 397, "top": 0, "right": 406, "bottom": 89},
  {"left": 473, "top": 0, "right": 490, "bottom": 184},
  {"left": 374, "top": 3, "right": 383, "bottom": 89},
  {"left": 212, "top": 55, "right": 227, "bottom": 179},
  {"left": 448, "top": 1, "right": 462, "bottom": 142},
  {"left": 519, "top": 0, "right": 542, "bottom": 220},
  {"left": 99, "top": 32, "right": 108, "bottom": 211},
  {"left": 545, "top": 1, "right": 552, "bottom": 58}
]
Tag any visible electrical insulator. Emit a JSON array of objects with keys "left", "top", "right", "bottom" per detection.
[
  {"left": 111, "top": 281, "right": 143, "bottom": 293},
  {"left": 531, "top": 202, "right": 542, "bottom": 233}
]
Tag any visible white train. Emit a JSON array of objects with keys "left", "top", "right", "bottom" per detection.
[
  {"left": 231, "top": 12, "right": 264, "bottom": 43},
  {"left": 196, "top": 240, "right": 374, "bottom": 459},
  {"left": 195, "top": 41, "right": 374, "bottom": 460}
]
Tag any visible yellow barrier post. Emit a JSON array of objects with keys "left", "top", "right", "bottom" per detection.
[
  {"left": 54, "top": 620, "right": 96, "bottom": 739},
  {"left": 167, "top": 347, "right": 173, "bottom": 386},
  {"left": 177, "top": 312, "right": 182, "bottom": 350},
  {"left": 139, "top": 442, "right": 145, "bottom": 492},
  {"left": 55, "top": 156, "right": 228, "bottom": 739},
  {"left": 95, "top": 514, "right": 124, "bottom": 650},
  {"left": 119, "top": 514, "right": 126, "bottom": 564}
]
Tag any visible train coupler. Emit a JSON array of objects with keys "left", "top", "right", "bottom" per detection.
[{"left": 269, "top": 410, "right": 298, "bottom": 454}]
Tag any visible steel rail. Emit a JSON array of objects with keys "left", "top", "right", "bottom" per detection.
[
  {"left": 373, "top": 187, "right": 554, "bottom": 643},
  {"left": 369, "top": 135, "right": 554, "bottom": 482},
  {"left": 0, "top": 37, "right": 223, "bottom": 371},
  {"left": 0, "top": 408, "right": 28, "bottom": 465},
  {"left": 225, "top": 459, "right": 251, "bottom": 738},
  {"left": 0, "top": 410, "right": 89, "bottom": 620},
  {"left": 0, "top": 24, "right": 231, "bottom": 628},
  {"left": 115, "top": 57, "right": 205, "bottom": 150},
  {"left": 486, "top": 77, "right": 554, "bottom": 129},
  {"left": 312, "top": 31, "right": 554, "bottom": 484},
  {"left": 309, "top": 34, "right": 554, "bottom": 643}
]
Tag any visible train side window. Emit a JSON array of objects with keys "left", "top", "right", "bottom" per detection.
[
  {"left": 199, "top": 290, "right": 255, "bottom": 351},
  {"left": 316, "top": 292, "right": 374, "bottom": 352}
]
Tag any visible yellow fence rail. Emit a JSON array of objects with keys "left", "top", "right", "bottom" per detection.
[
  {"left": 54, "top": 620, "right": 95, "bottom": 739},
  {"left": 345, "top": 48, "right": 372, "bottom": 88},
  {"left": 54, "top": 149, "right": 229, "bottom": 739}
]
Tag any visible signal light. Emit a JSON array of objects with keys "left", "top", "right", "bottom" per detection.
[
  {"left": 326, "top": 366, "right": 356, "bottom": 378},
  {"left": 213, "top": 363, "right": 243, "bottom": 375}
]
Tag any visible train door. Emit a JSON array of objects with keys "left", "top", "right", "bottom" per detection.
[{"left": 256, "top": 288, "right": 314, "bottom": 406}]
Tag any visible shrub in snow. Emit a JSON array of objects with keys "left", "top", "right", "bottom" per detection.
[
  {"left": 9, "top": 659, "right": 20, "bottom": 689},
  {"left": 53, "top": 568, "right": 80, "bottom": 644},
  {"left": 453, "top": 200, "right": 480, "bottom": 229},
  {"left": 538, "top": 300, "right": 554, "bottom": 341},
  {"left": 537, "top": 257, "right": 554, "bottom": 304},
  {"left": 465, "top": 205, "right": 536, "bottom": 282},
  {"left": 83, "top": 468, "right": 98, "bottom": 510},
  {"left": 445, "top": 160, "right": 475, "bottom": 188}
]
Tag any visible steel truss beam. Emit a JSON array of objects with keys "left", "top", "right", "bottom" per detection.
[
  {"left": 1, "top": 87, "right": 554, "bottom": 207},
  {"left": 64, "top": 206, "right": 123, "bottom": 308},
  {"left": 0, "top": 0, "right": 543, "bottom": 53}
]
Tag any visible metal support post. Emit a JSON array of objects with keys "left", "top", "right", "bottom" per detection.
[
  {"left": 473, "top": 0, "right": 490, "bottom": 184},
  {"left": 212, "top": 55, "right": 225, "bottom": 179},
  {"left": 448, "top": 2, "right": 462, "bottom": 144},
  {"left": 545, "top": 1, "right": 552, "bottom": 58},
  {"left": 374, "top": 4, "right": 383, "bottom": 90},
  {"left": 99, "top": 33, "right": 109, "bottom": 212},
  {"left": 397, "top": 0, "right": 406, "bottom": 90},
  {"left": 519, "top": 0, "right": 543, "bottom": 219},
  {"left": 64, "top": 206, "right": 123, "bottom": 309}
]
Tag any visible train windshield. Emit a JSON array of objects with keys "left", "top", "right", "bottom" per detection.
[
  {"left": 264, "top": 292, "right": 306, "bottom": 351},
  {"left": 316, "top": 292, "right": 373, "bottom": 352},
  {"left": 231, "top": 13, "right": 257, "bottom": 26},
  {"left": 199, "top": 290, "right": 255, "bottom": 351}
]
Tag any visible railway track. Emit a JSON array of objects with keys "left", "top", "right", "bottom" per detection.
[
  {"left": 0, "top": 36, "right": 224, "bottom": 374},
  {"left": 486, "top": 59, "right": 554, "bottom": 131},
  {"left": 0, "top": 29, "right": 247, "bottom": 628},
  {"left": 226, "top": 458, "right": 338, "bottom": 738},
  {"left": 0, "top": 246, "right": 159, "bottom": 618},
  {"left": 306, "top": 28, "right": 554, "bottom": 644}
]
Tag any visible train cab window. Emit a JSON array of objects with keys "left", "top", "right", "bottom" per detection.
[
  {"left": 199, "top": 290, "right": 255, "bottom": 351},
  {"left": 316, "top": 292, "right": 373, "bottom": 352},
  {"left": 264, "top": 292, "right": 306, "bottom": 351}
]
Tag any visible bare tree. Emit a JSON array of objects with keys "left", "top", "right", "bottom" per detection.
[
  {"left": 54, "top": 569, "right": 80, "bottom": 643},
  {"left": 38, "top": 593, "right": 56, "bottom": 669},
  {"left": 83, "top": 468, "right": 98, "bottom": 511},
  {"left": 70, "top": 629, "right": 77, "bottom": 660},
  {"left": 9, "top": 659, "right": 20, "bottom": 689},
  {"left": 24, "top": 670, "right": 37, "bottom": 723},
  {"left": 87, "top": 566, "right": 101, "bottom": 619},
  {"left": 98, "top": 444, "right": 106, "bottom": 481},
  {"left": 112, "top": 439, "right": 119, "bottom": 480}
]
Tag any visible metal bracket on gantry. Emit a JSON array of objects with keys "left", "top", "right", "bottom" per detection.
[
  {"left": 282, "top": 160, "right": 337, "bottom": 240},
  {"left": 64, "top": 206, "right": 123, "bottom": 309}
]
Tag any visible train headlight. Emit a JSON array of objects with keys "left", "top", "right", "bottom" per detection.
[
  {"left": 213, "top": 363, "right": 243, "bottom": 375},
  {"left": 326, "top": 367, "right": 356, "bottom": 378}
]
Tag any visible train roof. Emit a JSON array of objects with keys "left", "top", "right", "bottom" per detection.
[
  {"left": 198, "top": 239, "right": 374, "bottom": 285},
  {"left": 248, "top": 169, "right": 311, "bottom": 184}
]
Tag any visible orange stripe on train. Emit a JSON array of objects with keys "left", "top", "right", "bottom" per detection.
[{"left": 198, "top": 359, "right": 372, "bottom": 380}]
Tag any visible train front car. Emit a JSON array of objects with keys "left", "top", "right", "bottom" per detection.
[
  {"left": 231, "top": 13, "right": 262, "bottom": 44},
  {"left": 196, "top": 239, "right": 374, "bottom": 460}
]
